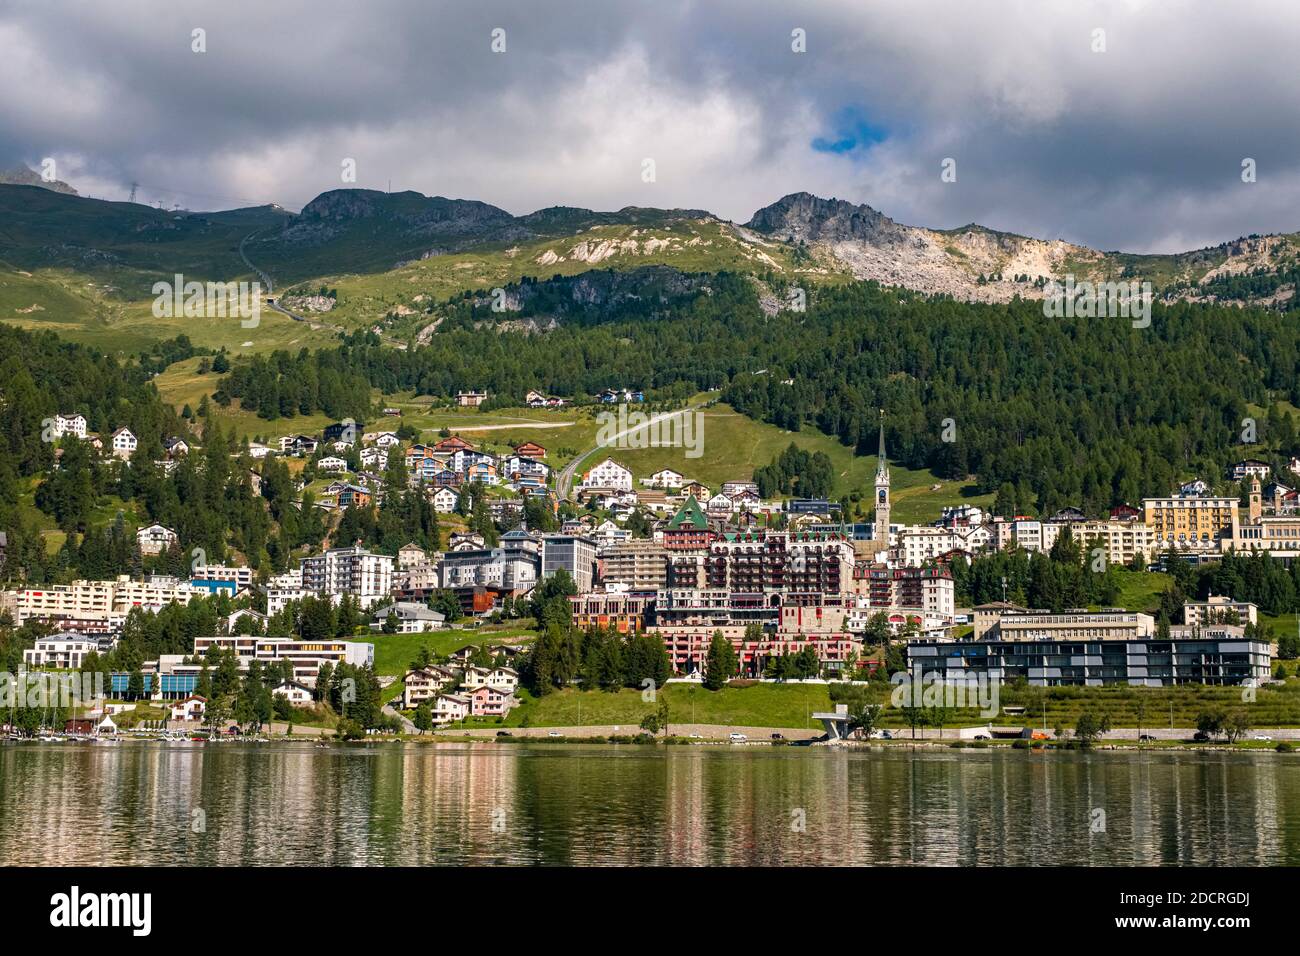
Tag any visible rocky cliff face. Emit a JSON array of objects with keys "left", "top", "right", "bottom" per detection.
[{"left": 0, "top": 165, "right": 78, "bottom": 195}]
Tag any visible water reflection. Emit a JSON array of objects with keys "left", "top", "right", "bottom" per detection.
[{"left": 2, "top": 742, "right": 1298, "bottom": 866}]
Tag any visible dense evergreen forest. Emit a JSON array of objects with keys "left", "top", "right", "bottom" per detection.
[{"left": 215, "top": 271, "right": 1300, "bottom": 515}]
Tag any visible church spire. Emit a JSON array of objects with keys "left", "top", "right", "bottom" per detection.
[{"left": 876, "top": 409, "right": 887, "bottom": 476}]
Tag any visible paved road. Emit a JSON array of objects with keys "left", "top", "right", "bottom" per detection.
[
  {"left": 556, "top": 397, "right": 713, "bottom": 500},
  {"left": 239, "top": 229, "right": 345, "bottom": 333}
]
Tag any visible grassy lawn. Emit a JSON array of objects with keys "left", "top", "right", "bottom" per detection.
[
  {"left": 469, "top": 682, "right": 836, "bottom": 731},
  {"left": 438, "top": 677, "right": 1300, "bottom": 732},
  {"left": 1108, "top": 567, "right": 1173, "bottom": 613},
  {"left": 371, "top": 624, "right": 537, "bottom": 678}
]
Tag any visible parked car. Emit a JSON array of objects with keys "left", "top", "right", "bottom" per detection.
[
  {"left": 688, "top": 733, "right": 703, "bottom": 739},
  {"left": 496, "top": 730, "right": 512, "bottom": 737},
  {"left": 547, "top": 731, "right": 562, "bottom": 738},
  {"left": 770, "top": 733, "right": 784, "bottom": 740},
  {"left": 1254, "top": 734, "right": 1273, "bottom": 742},
  {"left": 973, "top": 734, "right": 990, "bottom": 740},
  {"left": 1139, "top": 734, "right": 1157, "bottom": 742},
  {"left": 1193, "top": 731, "right": 1211, "bottom": 743},
  {"left": 728, "top": 732, "right": 747, "bottom": 742}
]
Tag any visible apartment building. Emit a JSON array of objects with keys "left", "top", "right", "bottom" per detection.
[
  {"left": 852, "top": 565, "right": 956, "bottom": 622},
  {"left": 599, "top": 539, "right": 669, "bottom": 589},
  {"left": 192, "top": 636, "right": 373, "bottom": 686},
  {"left": 1143, "top": 494, "right": 1239, "bottom": 552},
  {"left": 1072, "top": 519, "right": 1158, "bottom": 566},
  {"left": 703, "top": 531, "right": 855, "bottom": 592},
  {"left": 23, "top": 635, "right": 99, "bottom": 669},
  {"left": 300, "top": 545, "right": 394, "bottom": 608},
  {"left": 973, "top": 608, "right": 1155, "bottom": 642},
  {"left": 569, "top": 590, "right": 655, "bottom": 634},
  {"left": 907, "top": 635, "right": 1270, "bottom": 687},
  {"left": 4, "top": 575, "right": 197, "bottom": 623},
  {"left": 541, "top": 534, "right": 598, "bottom": 592},
  {"left": 1182, "top": 595, "right": 1258, "bottom": 627}
]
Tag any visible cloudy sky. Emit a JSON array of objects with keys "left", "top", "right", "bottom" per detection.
[{"left": 2, "top": 0, "right": 1298, "bottom": 252}]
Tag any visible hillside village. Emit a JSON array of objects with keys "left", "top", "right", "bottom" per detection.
[{"left": 5, "top": 392, "right": 1297, "bottom": 737}]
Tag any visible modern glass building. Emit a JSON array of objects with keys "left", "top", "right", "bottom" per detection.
[
  {"left": 109, "top": 673, "right": 199, "bottom": 698},
  {"left": 906, "top": 637, "right": 1271, "bottom": 687}
]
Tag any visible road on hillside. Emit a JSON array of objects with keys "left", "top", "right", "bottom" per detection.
[
  {"left": 556, "top": 398, "right": 714, "bottom": 500},
  {"left": 239, "top": 229, "right": 346, "bottom": 333}
]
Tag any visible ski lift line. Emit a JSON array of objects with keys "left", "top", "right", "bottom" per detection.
[{"left": 125, "top": 180, "right": 287, "bottom": 210}]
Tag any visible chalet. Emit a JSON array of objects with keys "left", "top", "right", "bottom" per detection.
[
  {"left": 136, "top": 523, "right": 179, "bottom": 555},
  {"left": 110, "top": 426, "right": 137, "bottom": 460},
  {"left": 635, "top": 489, "right": 671, "bottom": 513},
  {"left": 431, "top": 468, "right": 462, "bottom": 489},
  {"left": 599, "top": 388, "right": 644, "bottom": 403},
  {"left": 680, "top": 481, "right": 710, "bottom": 501},
  {"left": 370, "top": 432, "right": 401, "bottom": 449},
  {"left": 432, "top": 693, "right": 471, "bottom": 724},
  {"left": 644, "top": 468, "right": 686, "bottom": 489},
  {"left": 449, "top": 532, "right": 486, "bottom": 551},
  {"left": 324, "top": 421, "right": 361, "bottom": 442},
  {"left": 1179, "top": 479, "right": 1210, "bottom": 497},
  {"left": 383, "top": 407, "right": 402, "bottom": 417},
  {"left": 515, "top": 441, "right": 547, "bottom": 460},
  {"left": 398, "top": 543, "right": 428, "bottom": 568},
  {"left": 433, "top": 435, "right": 475, "bottom": 453},
  {"left": 52, "top": 412, "right": 87, "bottom": 440},
  {"left": 280, "top": 435, "right": 318, "bottom": 456},
  {"left": 721, "top": 480, "right": 759, "bottom": 498},
  {"left": 337, "top": 485, "right": 372, "bottom": 509},
  {"left": 431, "top": 487, "right": 458, "bottom": 513},
  {"left": 456, "top": 390, "right": 488, "bottom": 408},
  {"left": 317, "top": 455, "right": 348, "bottom": 473},
  {"left": 1230, "top": 459, "right": 1272, "bottom": 482},
  {"left": 525, "top": 390, "right": 548, "bottom": 407},
  {"left": 360, "top": 446, "right": 389, "bottom": 470},
  {"left": 162, "top": 436, "right": 190, "bottom": 458},
  {"left": 579, "top": 457, "right": 633, "bottom": 492},
  {"left": 706, "top": 492, "right": 733, "bottom": 514},
  {"left": 1109, "top": 503, "right": 1142, "bottom": 522},
  {"left": 466, "top": 684, "right": 515, "bottom": 718},
  {"left": 169, "top": 695, "right": 207, "bottom": 722},
  {"left": 271, "top": 680, "right": 315, "bottom": 706},
  {"left": 402, "top": 666, "right": 457, "bottom": 709},
  {"left": 1048, "top": 506, "right": 1087, "bottom": 523}
]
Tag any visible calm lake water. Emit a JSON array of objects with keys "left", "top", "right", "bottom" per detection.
[{"left": 3, "top": 741, "right": 1299, "bottom": 866}]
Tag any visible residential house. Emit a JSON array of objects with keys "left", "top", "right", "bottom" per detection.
[
  {"left": 317, "top": 455, "right": 348, "bottom": 473},
  {"left": 456, "top": 390, "right": 488, "bottom": 407},
  {"left": 271, "top": 680, "right": 315, "bottom": 706},
  {"left": 1230, "top": 459, "right": 1272, "bottom": 482},
  {"left": 432, "top": 693, "right": 471, "bottom": 724},
  {"left": 402, "top": 666, "right": 456, "bottom": 709},
  {"left": 52, "top": 412, "right": 87, "bottom": 440},
  {"left": 163, "top": 436, "right": 190, "bottom": 458},
  {"left": 136, "top": 523, "right": 179, "bottom": 555},
  {"left": 169, "top": 695, "right": 207, "bottom": 722},
  {"left": 110, "top": 427, "right": 137, "bottom": 460},
  {"left": 466, "top": 684, "right": 514, "bottom": 718},
  {"left": 645, "top": 468, "right": 686, "bottom": 489},
  {"left": 433, "top": 435, "right": 475, "bottom": 453},
  {"left": 579, "top": 457, "right": 633, "bottom": 492},
  {"left": 515, "top": 441, "right": 547, "bottom": 459},
  {"left": 370, "top": 601, "right": 446, "bottom": 633},
  {"left": 360, "top": 446, "right": 389, "bottom": 470},
  {"left": 431, "top": 487, "right": 458, "bottom": 513}
]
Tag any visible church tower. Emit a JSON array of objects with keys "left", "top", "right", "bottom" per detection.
[{"left": 873, "top": 412, "right": 890, "bottom": 546}]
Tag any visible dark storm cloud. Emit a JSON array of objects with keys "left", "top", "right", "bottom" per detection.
[{"left": 2, "top": 0, "right": 1298, "bottom": 251}]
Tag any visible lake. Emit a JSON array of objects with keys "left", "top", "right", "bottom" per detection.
[{"left": 3, "top": 741, "right": 1299, "bottom": 866}]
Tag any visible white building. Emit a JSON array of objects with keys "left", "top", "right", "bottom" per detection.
[
  {"left": 431, "top": 487, "right": 458, "bottom": 513},
  {"left": 318, "top": 456, "right": 348, "bottom": 473},
  {"left": 300, "top": 545, "right": 394, "bottom": 609},
  {"left": 53, "top": 413, "right": 87, "bottom": 440},
  {"left": 23, "top": 635, "right": 99, "bottom": 669},
  {"left": 580, "top": 457, "right": 633, "bottom": 492},
  {"left": 370, "top": 601, "right": 445, "bottom": 633},
  {"left": 644, "top": 468, "right": 686, "bottom": 489},
  {"left": 136, "top": 523, "right": 179, "bottom": 555},
  {"left": 110, "top": 427, "right": 137, "bottom": 460}
]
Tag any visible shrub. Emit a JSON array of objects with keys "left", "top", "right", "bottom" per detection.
[{"left": 1277, "top": 742, "right": 1295, "bottom": 753}]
